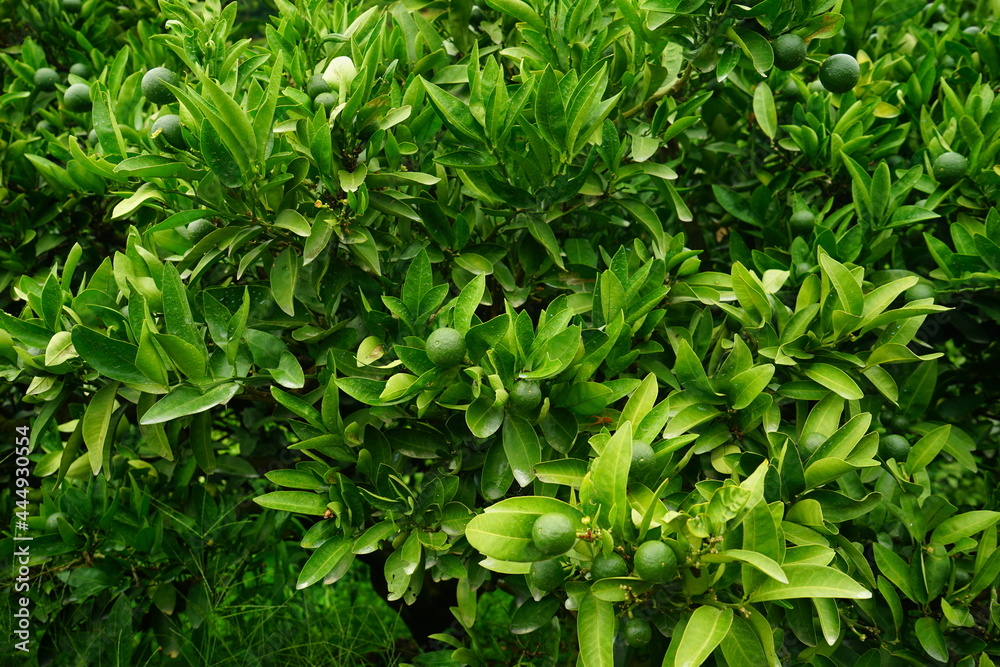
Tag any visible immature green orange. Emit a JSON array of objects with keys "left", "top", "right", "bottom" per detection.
[
  {"left": 933, "top": 152, "right": 968, "bottom": 184},
  {"left": 773, "top": 34, "right": 806, "bottom": 71},
  {"left": 819, "top": 54, "right": 860, "bottom": 94},
  {"left": 306, "top": 74, "right": 331, "bottom": 99},
  {"left": 151, "top": 114, "right": 185, "bottom": 150},
  {"left": 630, "top": 440, "right": 656, "bottom": 479},
  {"left": 314, "top": 92, "right": 336, "bottom": 113},
  {"left": 63, "top": 0, "right": 82, "bottom": 13},
  {"left": 591, "top": 552, "right": 629, "bottom": 580},
  {"left": 879, "top": 434, "right": 910, "bottom": 461},
  {"left": 906, "top": 283, "right": 936, "bottom": 302},
  {"left": 69, "top": 62, "right": 91, "bottom": 79},
  {"left": 63, "top": 83, "right": 92, "bottom": 112},
  {"left": 528, "top": 559, "right": 565, "bottom": 593},
  {"left": 790, "top": 210, "right": 815, "bottom": 233},
  {"left": 531, "top": 513, "right": 577, "bottom": 556},
  {"left": 33, "top": 67, "right": 59, "bottom": 91},
  {"left": 510, "top": 380, "right": 541, "bottom": 411},
  {"left": 142, "top": 67, "right": 178, "bottom": 105},
  {"left": 633, "top": 540, "right": 677, "bottom": 583},
  {"left": 624, "top": 617, "right": 652, "bottom": 647},
  {"left": 426, "top": 327, "right": 466, "bottom": 367}
]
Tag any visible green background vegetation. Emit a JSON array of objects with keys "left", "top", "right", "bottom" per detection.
[{"left": 2, "top": 0, "right": 1000, "bottom": 665}]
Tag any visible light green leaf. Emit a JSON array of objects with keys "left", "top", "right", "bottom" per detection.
[
  {"left": 254, "top": 491, "right": 329, "bottom": 515},
  {"left": 297, "top": 536, "right": 351, "bottom": 589},
  {"left": 930, "top": 511, "right": 1000, "bottom": 546},
  {"left": 578, "top": 592, "right": 615, "bottom": 667},
  {"left": 801, "top": 364, "right": 863, "bottom": 400},
  {"left": 748, "top": 564, "right": 871, "bottom": 602},
  {"left": 752, "top": 83, "right": 776, "bottom": 139},
  {"left": 674, "top": 606, "right": 733, "bottom": 667},
  {"left": 503, "top": 415, "right": 541, "bottom": 487},
  {"left": 83, "top": 382, "right": 119, "bottom": 475},
  {"left": 140, "top": 383, "right": 240, "bottom": 425}
]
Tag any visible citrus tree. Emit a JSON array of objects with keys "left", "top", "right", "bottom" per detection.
[{"left": 3, "top": 0, "right": 1000, "bottom": 665}]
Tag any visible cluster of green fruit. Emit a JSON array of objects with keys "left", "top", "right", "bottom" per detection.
[
  {"left": 771, "top": 33, "right": 860, "bottom": 94},
  {"left": 527, "top": 513, "right": 679, "bottom": 647},
  {"left": 772, "top": 35, "right": 969, "bottom": 185},
  {"left": 33, "top": 62, "right": 92, "bottom": 113}
]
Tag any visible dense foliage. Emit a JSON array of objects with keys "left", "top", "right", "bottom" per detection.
[{"left": 3, "top": 0, "right": 1000, "bottom": 665}]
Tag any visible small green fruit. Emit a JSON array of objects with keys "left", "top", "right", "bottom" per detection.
[
  {"left": 790, "top": 210, "right": 815, "bottom": 233},
  {"left": 624, "top": 617, "right": 652, "bottom": 647},
  {"left": 528, "top": 559, "right": 565, "bottom": 593},
  {"left": 63, "top": 0, "right": 82, "bottom": 13},
  {"left": 314, "top": 92, "right": 337, "bottom": 113},
  {"left": 142, "top": 67, "right": 179, "bottom": 105},
  {"left": 630, "top": 440, "right": 656, "bottom": 479},
  {"left": 933, "top": 152, "right": 968, "bottom": 184},
  {"left": 905, "top": 283, "right": 936, "bottom": 302},
  {"left": 63, "top": 83, "right": 92, "bottom": 112},
  {"left": 510, "top": 380, "right": 542, "bottom": 411},
  {"left": 773, "top": 34, "right": 807, "bottom": 71},
  {"left": 36, "top": 119, "right": 57, "bottom": 134},
  {"left": 633, "top": 541, "right": 678, "bottom": 583},
  {"left": 531, "top": 513, "right": 577, "bottom": 556},
  {"left": 87, "top": 129, "right": 98, "bottom": 145},
  {"left": 890, "top": 415, "right": 911, "bottom": 431},
  {"left": 426, "top": 327, "right": 466, "bottom": 368},
  {"left": 33, "top": 67, "right": 59, "bottom": 91},
  {"left": 186, "top": 219, "right": 215, "bottom": 243},
  {"left": 591, "top": 552, "right": 629, "bottom": 580},
  {"left": 879, "top": 434, "right": 911, "bottom": 461},
  {"left": 819, "top": 54, "right": 860, "bottom": 94},
  {"left": 69, "top": 62, "right": 91, "bottom": 79},
  {"left": 151, "top": 114, "right": 185, "bottom": 150},
  {"left": 45, "top": 512, "right": 68, "bottom": 531},
  {"left": 306, "top": 74, "right": 331, "bottom": 99}
]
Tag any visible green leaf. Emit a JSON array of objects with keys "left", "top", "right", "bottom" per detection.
[
  {"left": 454, "top": 273, "right": 485, "bottom": 334},
  {"left": 674, "top": 606, "right": 733, "bottom": 667},
  {"left": 730, "top": 27, "right": 774, "bottom": 75},
  {"left": 748, "top": 564, "right": 871, "bottom": 602},
  {"left": 905, "top": 424, "right": 950, "bottom": 475},
  {"left": 619, "top": 373, "right": 658, "bottom": 436},
  {"left": 719, "top": 615, "right": 768, "bottom": 667},
  {"left": 752, "top": 82, "right": 776, "bottom": 139},
  {"left": 467, "top": 389, "right": 504, "bottom": 438},
  {"left": 297, "top": 536, "right": 351, "bottom": 589},
  {"left": 914, "top": 617, "right": 948, "bottom": 662},
  {"left": 71, "top": 326, "right": 157, "bottom": 388},
  {"left": 930, "top": 511, "right": 1000, "bottom": 546},
  {"left": 140, "top": 383, "right": 240, "bottom": 425},
  {"left": 482, "top": 0, "right": 546, "bottom": 32},
  {"left": 83, "top": 382, "right": 119, "bottom": 475},
  {"left": 510, "top": 597, "right": 561, "bottom": 635},
  {"left": 201, "top": 121, "right": 243, "bottom": 188},
  {"left": 577, "top": 592, "right": 615, "bottom": 667},
  {"left": 535, "top": 66, "right": 567, "bottom": 152},
  {"left": 617, "top": 198, "right": 665, "bottom": 256},
  {"left": 873, "top": 543, "right": 916, "bottom": 601},
  {"left": 254, "top": 491, "right": 329, "bottom": 516},
  {"left": 532, "top": 458, "right": 588, "bottom": 487},
  {"left": 728, "top": 364, "right": 774, "bottom": 410},
  {"left": 420, "top": 78, "right": 485, "bottom": 143},
  {"left": 161, "top": 263, "right": 201, "bottom": 349},
  {"left": 702, "top": 549, "right": 787, "bottom": 583},
  {"left": 591, "top": 422, "right": 631, "bottom": 533},
  {"left": 271, "top": 247, "right": 298, "bottom": 316},
  {"left": 274, "top": 209, "right": 312, "bottom": 237},
  {"left": 819, "top": 251, "right": 863, "bottom": 316},
  {"left": 801, "top": 364, "right": 863, "bottom": 400},
  {"left": 502, "top": 415, "right": 541, "bottom": 487}
]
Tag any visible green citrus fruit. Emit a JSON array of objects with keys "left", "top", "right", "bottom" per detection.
[
  {"left": 88, "top": 129, "right": 98, "bottom": 145},
  {"left": 63, "top": 83, "right": 92, "bottom": 112},
  {"left": 773, "top": 34, "right": 807, "bottom": 71},
  {"left": 633, "top": 540, "right": 678, "bottom": 583},
  {"left": 933, "top": 152, "right": 968, "bottom": 184},
  {"left": 790, "top": 210, "right": 815, "bottom": 233},
  {"left": 879, "top": 434, "right": 910, "bottom": 461},
  {"left": 795, "top": 262, "right": 813, "bottom": 275},
  {"left": 528, "top": 559, "right": 565, "bottom": 593},
  {"left": 890, "top": 415, "right": 911, "bottom": 431},
  {"left": 510, "top": 380, "right": 542, "bottom": 411},
  {"left": 186, "top": 219, "right": 215, "bottom": 242},
  {"left": 630, "top": 440, "right": 656, "bottom": 479},
  {"left": 142, "top": 67, "right": 178, "bottom": 105},
  {"left": 45, "top": 512, "right": 68, "bottom": 531},
  {"left": 800, "top": 432, "right": 826, "bottom": 457},
  {"left": 34, "top": 67, "right": 59, "bottom": 92},
  {"left": 306, "top": 74, "right": 331, "bottom": 99},
  {"left": 151, "top": 114, "right": 185, "bottom": 150},
  {"left": 624, "top": 617, "right": 652, "bottom": 647},
  {"left": 591, "top": 552, "right": 629, "bottom": 580},
  {"left": 69, "top": 62, "right": 91, "bottom": 79},
  {"left": 426, "top": 327, "right": 466, "bottom": 367},
  {"left": 819, "top": 54, "right": 860, "bottom": 94},
  {"left": 531, "top": 513, "right": 577, "bottom": 556},
  {"left": 36, "top": 119, "right": 57, "bottom": 134},
  {"left": 314, "top": 92, "right": 337, "bottom": 113},
  {"left": 905, "top": 283, "right": 936, "bottom": 302},
  {"left": 63, "top": 0, "right": 82, "bottom": 13}
]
